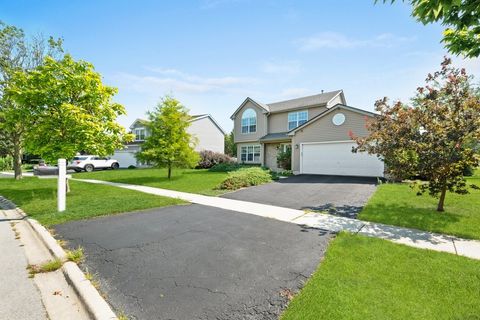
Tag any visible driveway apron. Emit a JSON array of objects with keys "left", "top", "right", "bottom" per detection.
[{"left": 55, "top": 204, "right": 333, "bottom": 320}]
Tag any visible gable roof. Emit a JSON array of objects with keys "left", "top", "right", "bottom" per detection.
[
  {"left": 230, "top": 90, "right": 345, "bottom": 119},
  {"left": 287, "top": 103, "right": 377, "bottom": 135},
  {"left": 230, "top": 97, "right": 270, "bottom": 119},
  {"left": 266, "top": 90, "right": 344, "bottom": 113},
  {"left": 129, "top": 118, "right": 150, "bottom": 129},
  {"left": 129, "top": 114, "right": 226, "bottom": 135}
]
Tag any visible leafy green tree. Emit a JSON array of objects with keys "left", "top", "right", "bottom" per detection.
[
  {"left": 354, "top": 57, "right": 480, "bottom": 211},
  {"left": 5, "top": 54, "right": 132, "bottom": 164},
  {"left": 224, "top": 130, "right": 236, "bottom": 157},
  {"left": 380, "top": 0, "right": 480, "bottom": 57},
  {"left": 136, "top": 96, "right": 200, "bottom": 179},
  {"left": 0, "top": 21, "right": 63, "bottom": 179}
]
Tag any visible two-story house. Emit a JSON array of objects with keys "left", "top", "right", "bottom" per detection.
[
  {"left": 113, "top": 114, "right": 225, "bottom": 168},
  {"left": 231, "top": 90, "right": 384, "bottom": 177}
]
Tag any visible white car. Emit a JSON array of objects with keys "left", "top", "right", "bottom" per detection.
[{"left": 68, "top": 155, "right": 120, "bottom": 173}]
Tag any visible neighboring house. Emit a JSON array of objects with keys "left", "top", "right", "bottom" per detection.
[
  {"left": 230, "top": 90, "right": 384, "bottom": 177},
  {"left": 113, "top": 114, "right": 225, "bottom": 168}
]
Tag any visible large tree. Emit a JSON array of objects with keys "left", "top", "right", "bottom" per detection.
[
  {"left": 354, "top": 58, "right": 480, "bottom": 211},
  {"left": 380, "top": 0, "right": 480, "bottom": 57},
  {"left": 5, "top": 54, "right": 132, "bottom": 163},
  {"left": 0, "top": 21, "right": 63, "bottom": 179},
  {"left": 136, "top": 96, "right": 200, "bottom": 179}
]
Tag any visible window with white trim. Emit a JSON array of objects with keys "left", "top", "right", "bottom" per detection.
[
  {"left": 241, "top": 108, "right": 257, "bottom": 134},
  {"left": 240, "top": 145, "right": 261, "bottom": 162},
  {"left": 288, "top": 110, "right": 308, "bottom": 130},
  {"left": 134, "top": 128, "right": 146, "bottom": 141}
]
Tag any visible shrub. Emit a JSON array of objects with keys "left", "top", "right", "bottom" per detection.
[
  {"left": 0, "top": 156, "right": 13, "bottom": 171},
  {"left": 218, "top": 167, "right": 273, "bottom": 190},
  {"left": 127, "top": 165, "right": 137, "bottom": 169},
  {"left": 209, "top": 162, "right": 242, "bottom": 172},
  {"left": 277, "top": 147, "right": 291, "bottom": 170},
  {"left": 197, "top": 150, "right": 234, "bottom": 169}
]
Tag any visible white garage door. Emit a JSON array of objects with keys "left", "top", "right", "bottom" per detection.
[
  {"left": 301, "top": 142, "right": 384, "bottom": 177},
  {"left": 112, "top": 151, "right": 137, "bottom": 168}
]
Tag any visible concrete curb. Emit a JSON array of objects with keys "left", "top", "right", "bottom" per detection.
[{"left": 15, "top": 208, "right": 118, "bottom": 320}]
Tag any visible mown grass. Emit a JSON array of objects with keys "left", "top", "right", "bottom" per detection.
[
  {"left": 281, "top": 233, "right": 480, "bottom": 320},
  {"left": 359, "top": 170, "right": 480, "bottom": 239},
  {"left": 0, "top": 177, "right": 185, "bottom": 226},
  {"left": 74, "top": 168, "right": 229, "bottom": 196}
]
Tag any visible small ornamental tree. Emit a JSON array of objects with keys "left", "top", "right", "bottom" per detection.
[
  {"left": 6, "top": 55, "right": 132, "bottom": 163},
  {"left": 354, "top": 57, "right": 480, "bottom": 212},
  {"left": 136, "top": 96, "right": 200, "bottom": 179}
]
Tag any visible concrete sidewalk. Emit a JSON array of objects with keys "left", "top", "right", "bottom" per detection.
[
  {"left": 74, "top": 178, "right": 480, "bottom": 260},
  {"left": 0, "top": 212, "right": 46, "bottom": 320},
  {"left": 0, "top": 199, "right": 90, "bottom": 320}
]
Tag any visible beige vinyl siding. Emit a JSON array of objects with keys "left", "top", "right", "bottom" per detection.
[
  {"left": 291, "top": 108, "right": 371, "bottom": 172},
  {"left": 268, "top": 106, "right": 328, "bottom": 133},
  {"left": 188, "top": 117, "right": 225, "bottom": 153},
  {"left": 236, "top": 142, "right": 263, "bottom": 164},
  {"left": 233, "top": 101, "right": 267, "bottom": 143}
]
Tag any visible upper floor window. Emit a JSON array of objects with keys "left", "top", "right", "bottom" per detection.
[
  {"left": 241, "top": 108, "right": 257, "bottom": 134},
  {"left": 288, "top": 110, "right": 308, "bottom": 130},
  {"left": 134, "top": 128, "right": 146, "bottom": 141}
]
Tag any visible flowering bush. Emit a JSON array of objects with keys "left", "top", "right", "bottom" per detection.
[{"left": 197, "top": 150, "right": 234, "bottom": 169}]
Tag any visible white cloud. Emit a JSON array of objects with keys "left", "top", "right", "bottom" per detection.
[
  {"left": 296, "top": 32, "right": 415, "bottom": 51},
  {"left": 116, "top": 68, "right": 260, "bottom": 95},
  {"left": 261, "top": 60, "right": 301, "bottom": 74}
]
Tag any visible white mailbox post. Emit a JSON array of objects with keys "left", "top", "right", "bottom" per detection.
[{"left": 57, "top": 159, "right": 67, "bottom": 212}]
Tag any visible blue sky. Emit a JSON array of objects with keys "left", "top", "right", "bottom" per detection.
[{"left": 2, "top": 0, "right": 479, "bottom": 132}]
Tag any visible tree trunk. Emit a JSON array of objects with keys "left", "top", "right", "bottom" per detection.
[
  {"left": 167, "top": 164, "right": 172, "bottom": 180},
  {"left": 13, "top": 143, "right": 23, "bottom": 180},
  {"left": 437, "top": 185, "right": 447, "bottom": 212}
]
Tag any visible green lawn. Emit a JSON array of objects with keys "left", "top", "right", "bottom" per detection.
[
  {"left": 358, "top": 171, "right": 480, "bottom": 239},
  {"left": 281, "top": 233, "right": 480, "bottom": 320},
  {"left": 0, "top": 177, "right": 185, "bottom": 226},
  {"left": 73, "top": 168, "right": 229, "bottom": 196}
]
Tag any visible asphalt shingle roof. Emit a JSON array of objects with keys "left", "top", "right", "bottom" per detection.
[
  {"left": 259, "top": 132, "right": 291, "bottom": 142},
  {"left": 266, "top": 90, "right": 342, "bottom": 113}
]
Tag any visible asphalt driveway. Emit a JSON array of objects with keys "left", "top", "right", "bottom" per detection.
[
  {"left": 221, "top": 174, "right": 378, "bottom": 218},
  {"left": 55, "top": 204, "right": 332, "bottom": 320}
]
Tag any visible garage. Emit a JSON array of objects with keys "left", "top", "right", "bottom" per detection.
[
  {"left": 112, "top": 150, "right": 137, "bottom": 168},
  {"left": 300, "top": 141, "right": 384, "bottom": 177}
]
